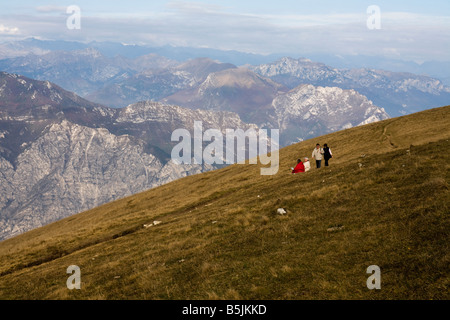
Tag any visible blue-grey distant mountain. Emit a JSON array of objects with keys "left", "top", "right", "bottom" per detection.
[
  {"left": 250, "top": 57, "right": 450, "bottom": 117},
  {"left": 0, "top": 38, "right": 283, "bottom": 65},
  {"left": 307, "top": 53, "right": 450, "bottom": 86},
  {"left": 85, "top": 57, "right": 237, "bottom": 108},
  {"left": 0, "top": 48, "right": 177, "bottom": 97},
  {"left": 1, "top": 39, "right": 449, "bottom": 118}
]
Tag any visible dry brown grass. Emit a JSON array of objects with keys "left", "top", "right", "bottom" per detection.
[{"left": 0, "top": 105, "right": 449, "bottom": 300}]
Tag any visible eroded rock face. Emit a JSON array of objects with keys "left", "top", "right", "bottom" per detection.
[
  {"left": 0, "top": 73, "right": 254, "bottom": 240},
  {"left": 0, "top": 117, "right": 223, "bottom": 240},
  {"left": 1, "top": 121, "right": 151, "bottom": 239}
]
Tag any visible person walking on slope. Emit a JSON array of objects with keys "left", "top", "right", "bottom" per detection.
[
  {"left": 311, "top": 144, "right": 324, "bottom": 168},
  {"left": 323, "top": 143, "right": 333, "bottom": 167},
  {"left": 291, "top": 159, "right": 305, "bottom": 174}
]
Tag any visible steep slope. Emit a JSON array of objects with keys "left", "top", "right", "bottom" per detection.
[
  {"left": 0, "top": 71, "right": 108, "bottom": 117},
  {"left": 251, "top": 57, "right": 450, "bottom": 117},
  {"left": 0, "top": 105, "right": 448, "bottom": 300},
  {"left": 0, "top": 71, "right": 113, "bottom": 164}
]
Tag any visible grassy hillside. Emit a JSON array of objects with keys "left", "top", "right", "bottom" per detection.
[{"left": 0, "top": 105, "right": 449, "bottom": 300}]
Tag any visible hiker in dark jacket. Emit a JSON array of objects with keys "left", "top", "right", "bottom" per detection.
[{"left": 323, "top": 143, "right": 333, "bottom": 166}]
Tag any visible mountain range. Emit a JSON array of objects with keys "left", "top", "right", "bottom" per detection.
[
  {"left": 85, "top": 57, "right": 236, "bottom": 108},
  {"left": 2, "top": 38, "right": 450, "bottom": 85},
  {"left": 0, "top": 68, "right": 391, "bottom": 239},
  {"left": 250, "top": 57, "right": 450, "bottom": 117},
  {"left": 0, "top": 72, "right": 260, "bottom": 240},
  {"left": 0, "top": 38, "right": 449, "bottom": 239},
  {"left": 1, "top": 40, "right": 449, "bottom": 119},
  {"left": 0, "top": 48, "right": 177, "bottom": 97},
  {"left": 161, "top": 67, "right": 389, "bottom": 145}
]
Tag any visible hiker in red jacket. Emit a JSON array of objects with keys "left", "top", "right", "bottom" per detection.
[{"left": 291, "top": 159, "right": 305, "bottom": 174}]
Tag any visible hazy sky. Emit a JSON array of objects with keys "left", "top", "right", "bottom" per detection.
[{"left": 1, "top": 1, "right": 449, "bottom": 62}]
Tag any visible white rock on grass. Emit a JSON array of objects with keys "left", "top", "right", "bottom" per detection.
[{"left": 143, "top": 220, "right": 163, "bottom": 228}]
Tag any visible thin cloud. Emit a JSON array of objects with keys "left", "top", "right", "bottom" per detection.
[
  {"left": 0, "top": 6, "right": 448, "bottom": 62},
  {"left": 166, "top": 1, "right": 229, "bottom": 14},
  {"left": 0, "top": 24, "right": 20, "bottom": 35},
  {"left": 35, "top": 5, "right": 67, "bottom": 13}
]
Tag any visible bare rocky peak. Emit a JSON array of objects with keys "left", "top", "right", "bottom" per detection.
[
  {"left": 251, "top": 56, "right": 337, "bottom": 79},
  {"left": 117, "top": 100, "right": 254, "bottom": 131},
  {"left": 251, "top": 57, "right": 450, "bottom": 116},
  {"left": 273, "top": 84, "right": 389, "bottom": 136}
]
